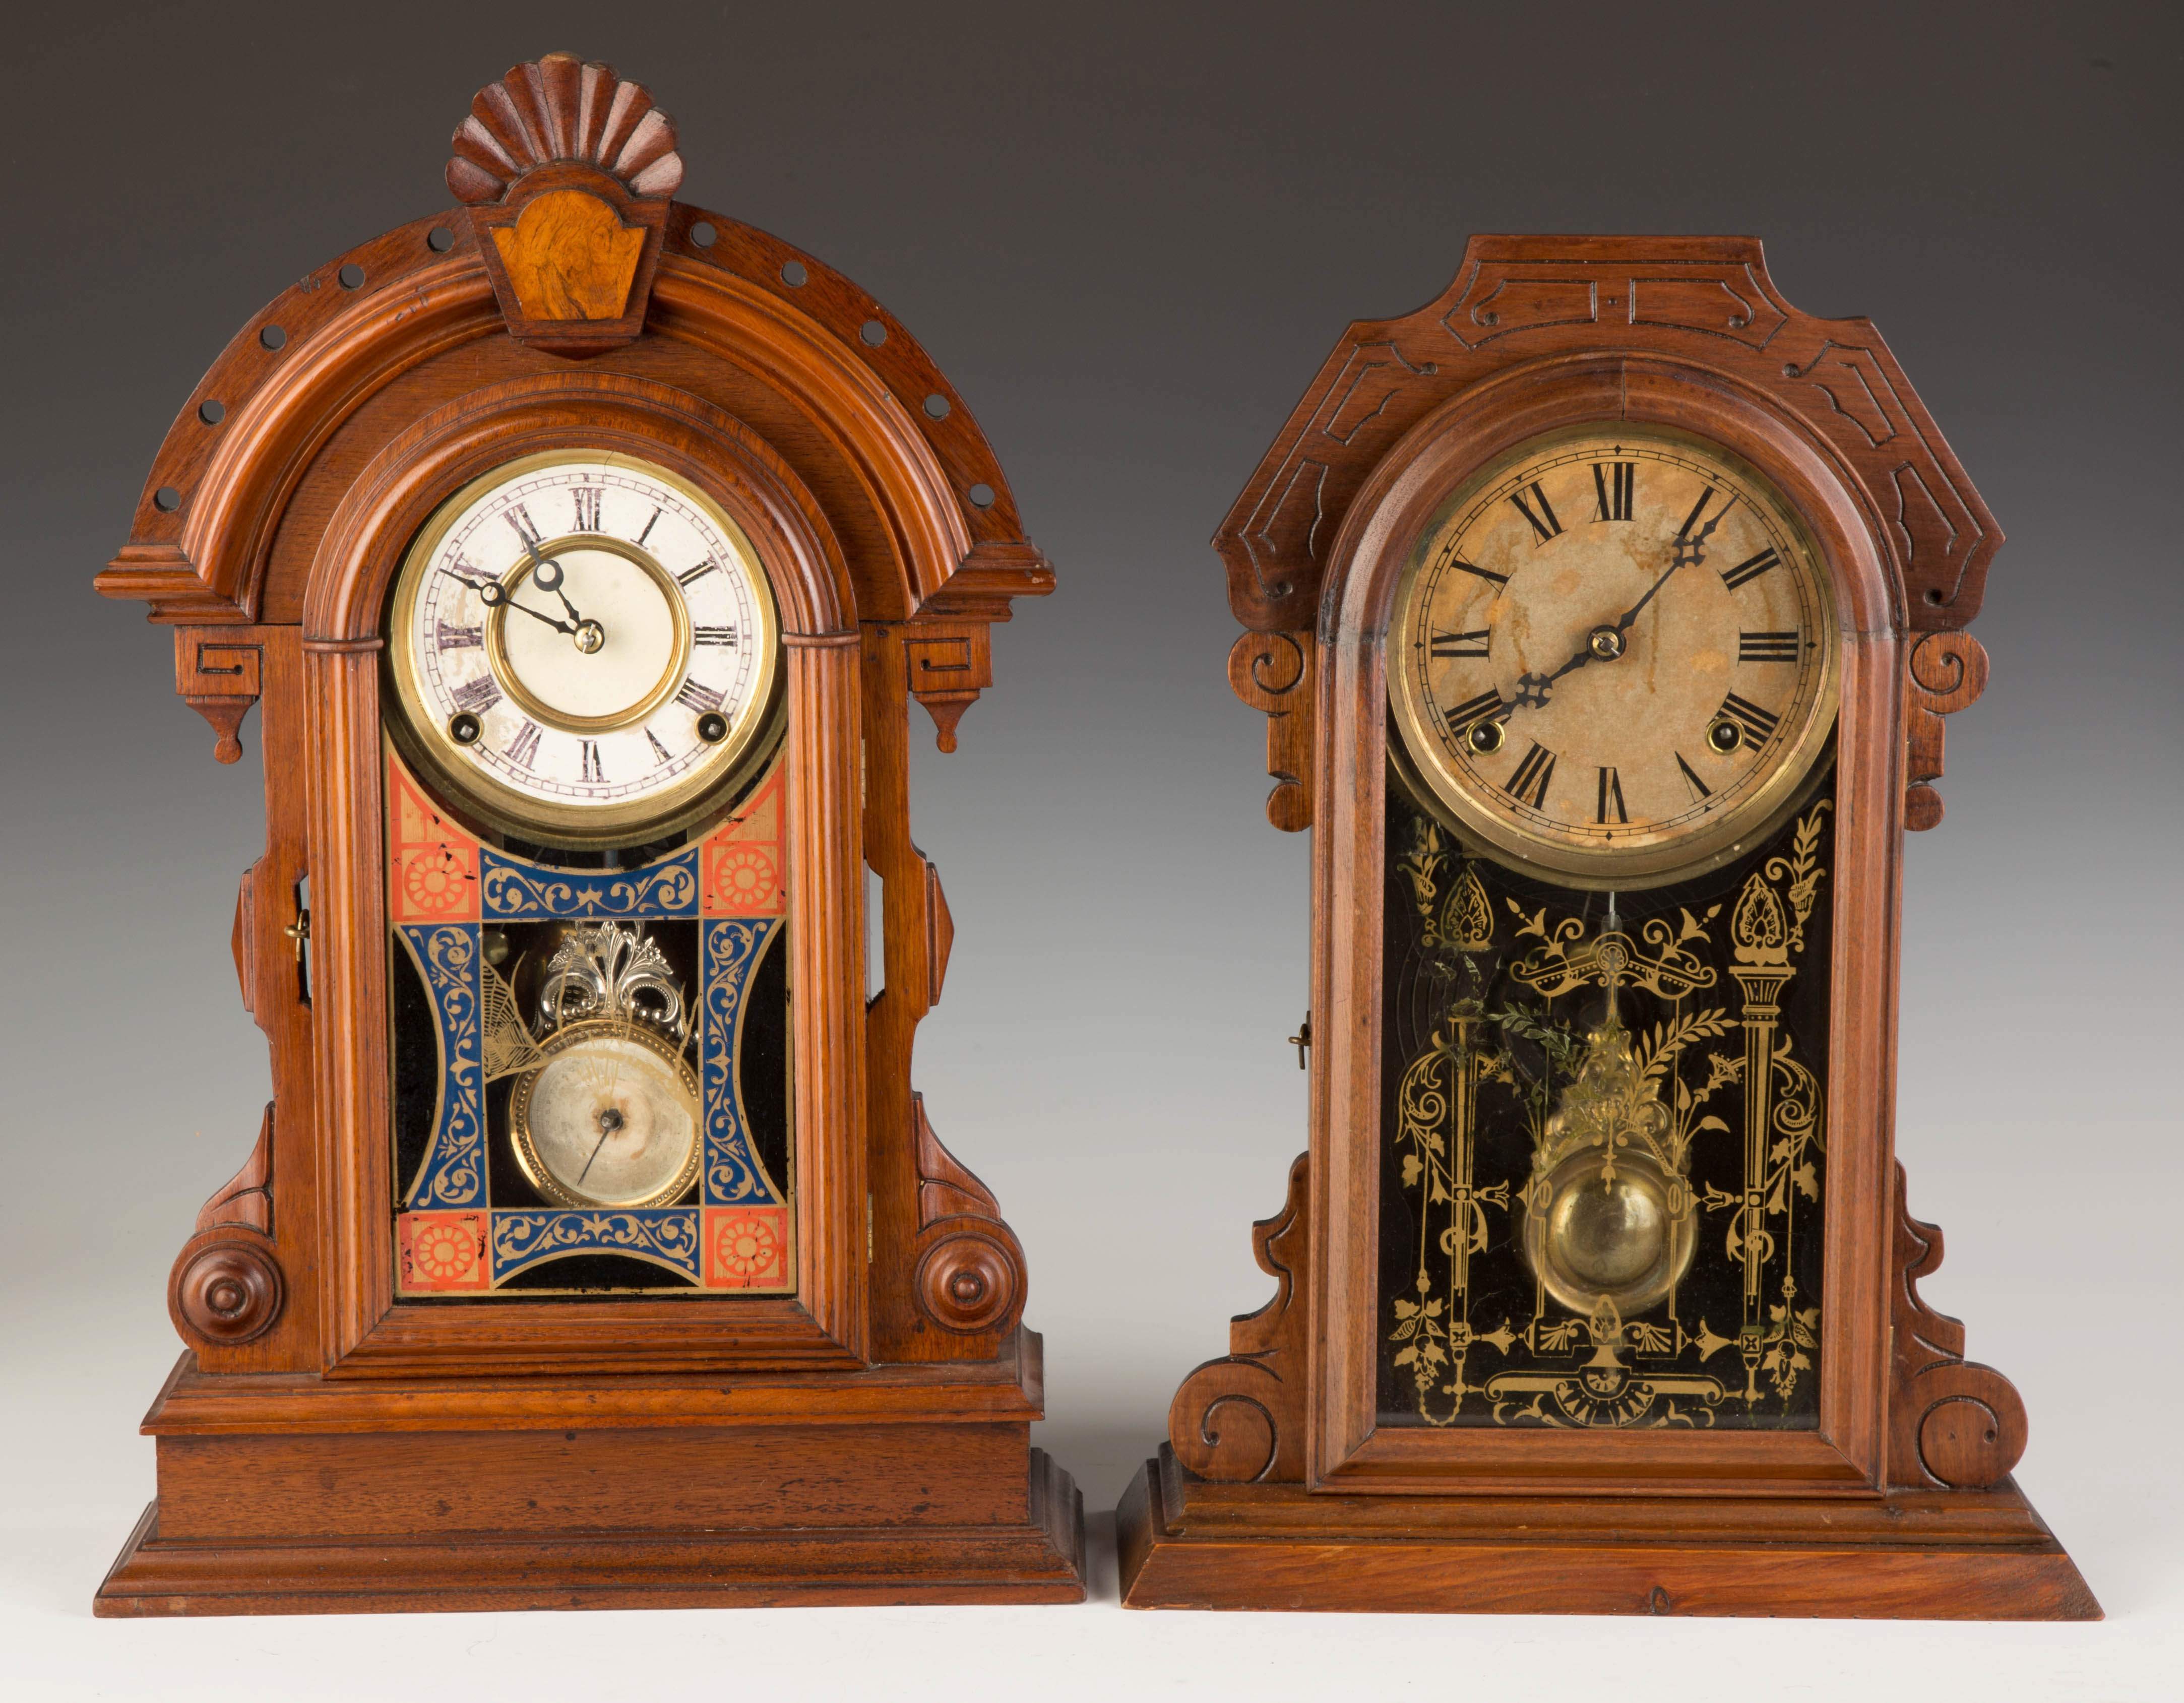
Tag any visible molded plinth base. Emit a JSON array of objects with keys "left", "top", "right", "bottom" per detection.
[
  {"left": 1117, "top": 1444, "right": 2096, "bottom": 1620},
  {"left": 95, "top": 1352, "right": 1084, "bottom": 1615}
]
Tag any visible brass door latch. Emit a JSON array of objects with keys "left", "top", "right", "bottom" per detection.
[{"left": 1289, "top": 1013, "right": 1311, "bottom": 1070}]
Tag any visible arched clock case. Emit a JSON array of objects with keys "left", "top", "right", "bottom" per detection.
[
  {"left": 93, "top": 52, "right": 1082, "bottom": 1614},
  {"left": 1117, "top": 235, "right": 2096, "bottom": 1619}
]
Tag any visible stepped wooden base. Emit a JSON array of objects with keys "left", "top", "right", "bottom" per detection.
[
  {"left": 96, "top": 1348, "right": 1084, "bottom": 1616},
  {"left": 1117, "top": 1444, "right": 2097, "bottom": 1619}
]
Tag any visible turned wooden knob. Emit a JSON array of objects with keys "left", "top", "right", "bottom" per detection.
[{"left": 171, "top": 1237, "right": 285, "bottom": 1347}]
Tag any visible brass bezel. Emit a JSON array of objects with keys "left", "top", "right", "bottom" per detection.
[
  {"left": 507, "top": 1017, "right": 704, "bottom": 1211},
  {"left": 388, "top": 449, "right": 783, "bottom": 846},
  {"left": 1387, "top": 422, "right": 1841, "bottom": 891}
]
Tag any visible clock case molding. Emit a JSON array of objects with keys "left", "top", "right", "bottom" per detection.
[
  {"left": 94, "top": 53, "right": 1081, "bottom": 1613},
  {"left": 1117, "top": 235, "right": 2096, "bottom": 1619}
]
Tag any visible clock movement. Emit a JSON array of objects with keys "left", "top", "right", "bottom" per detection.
[
  {"left": 94, "top": 51, "right": 1082, "bottom": 1612},
  {"left": 1117, "top": 235, "right": 2095, "bottom": 1618}
]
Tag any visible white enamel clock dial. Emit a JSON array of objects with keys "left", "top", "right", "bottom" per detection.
[
  {"left": 1389, "top": 424, "right": 1840, "bottom": 887},
  {"left": 389, "top": 451, "right": 781, "bottom": 842}
]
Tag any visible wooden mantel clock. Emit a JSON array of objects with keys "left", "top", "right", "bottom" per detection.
[
  {"left": 1117, "top": 235, "right": 2096, "bottom": 1619},
  {"left": 93, "top": 52, "right": 1083, "bottom": 1613}
]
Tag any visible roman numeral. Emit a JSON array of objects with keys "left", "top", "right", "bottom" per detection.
[
  {"left": 1722, "top": 547, "right": 1781, "bottom": 591},
  {"left": 439, "top": 555, "right": 483, "bottom": 588},
  {"left": 635, "top": 507, "right": 661, "bottom": 548},
  {"left": 1675, "top": 751, "right": 1713, "bottom": 800},
  {"left": 1718, "top": 691, "right": 1781, "bottom": 742},
  {"left": 1443, "top": 689, "right": 1506, "bottom": 735},
  {"left": 435, "top": 620, "right": 482, "bottom": 650},
  {"left": 1676, "top": 487, "right": 1720, "bottom": 542},
  {"left": 1428, "top": 628, "right": 1490, "bottom": 659},
  {"left": 1451, "top": 557, "right": 1509, "bottom": 587},
  {"left": 695, "top": 625, "right": 740, "bottom": 647},
  {"left": 1592, "top": 461, "right": 1634, "bottom": 522},
  {"left": 580, "top": 739, "right": 604, "bottom": 783},
  {"left": 1504, "top": 741, "right": 1557, "bottom": 809},
  {"left": 1509, "top": 481, "right": 1563, "bottom": 544},
  {"left": 450, "top": 674, "right": 501, "bottom": 715},
  {"left": 505, "top": 503, "right": 542, "bottom": 552},
  {"left": 676, "top": 558, "right": 718, "bottom": 587},
  {"left": 1596, "top": 766, "right": 1627, "bottom": 824},
  {"left": 572, "top": 486, "right": 601, "bottom": 532},
  {"left": 675, "top": 677, "right": 725, "bottom": 715},
  {"left": 645, "top": 728, "right": 672, "bottom": 766},
  {"left": 1739, "top": 629, "right": 1799, "bottom": 662},
  {"left": 505, "top": 719, "right": 541, "bottom": 769}
]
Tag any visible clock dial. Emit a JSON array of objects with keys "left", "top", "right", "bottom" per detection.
[
  {"left": 389, "top": 451, "right": 781, "bottom": 842},
  {"left": 1389, "top": 424, "right": 1838, "bottom": 885},
  {"left": 508, "top": 1019, "right": 703, "bottom": 1210}
]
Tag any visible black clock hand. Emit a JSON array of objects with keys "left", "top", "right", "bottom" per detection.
[
  {"left": 520, "top": 548, "right": 587, "bottom": 628},
  {"left": 468, "top": 577, "right": 578, "bottom": 636},
  {"left": 1504, "top": 531, "right": 1709, "bottom": 716},
  {"left": 576, "top": 1105, "right": 625, "bottom": 1187}
]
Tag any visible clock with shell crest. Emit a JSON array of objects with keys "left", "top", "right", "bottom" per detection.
[
  {"left": 94, "top": 52, "right": 1083, "bottom": 1614},
  {"left": 1116, "top": 235, "right": 2095, "bottom": 1619}
]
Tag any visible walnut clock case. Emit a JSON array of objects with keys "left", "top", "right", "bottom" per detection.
[
  {"left": 93, "top": 52, "right": 1083, "bottom": 1614},
  {"left": 1116, "top": 235, "right": 2096, "bottom": 1619}
]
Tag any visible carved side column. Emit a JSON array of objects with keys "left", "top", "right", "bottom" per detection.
[{"left": 785, "top": 630, "right": 870, "bottom": 1359}]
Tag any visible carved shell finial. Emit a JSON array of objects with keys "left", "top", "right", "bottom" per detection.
[{"left": 447, "top": 52, "right": 683, "bottom": 206}]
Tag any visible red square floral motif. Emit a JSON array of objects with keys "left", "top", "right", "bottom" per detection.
[
  {"left": 704, "top": 1206, "right": 791, "bottom": 1289},
  {"left": 702, "top": 766, "right": 784, "bottom": 917},
  {"left": 398, "top": 1211, "right": 490, "bottom": 1292},
  {"left": 388, "top": 756, "right": 480, "bottom": 923}
]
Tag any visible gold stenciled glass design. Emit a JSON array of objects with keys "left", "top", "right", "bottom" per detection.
[
  {"left": 388, "top": 450, "right": 782, "bottom": 845},
  {"left": 1379, "top": 776, "right": 1832, "bottom": 1430},
  {"left": 1389, "top": 424, "right": 1839, "bottom": 888}
]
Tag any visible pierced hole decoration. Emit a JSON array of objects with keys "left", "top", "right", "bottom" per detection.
[
  {"left": 780, "top": 261, "right": 807, "bottom": 287},
  {"left": 259, "top": 325, "right": 286, "bottom": 350},
  {"left": 690, "top": 221, "right": 717, "bottom": 248},
  {"left": 859, "top": 319, "right": 888, "bottom": 347},
  {"left": 427, "top": 225, "right": 456, "bottom": 253},
  {"left": 923, "top": 394, "right": 951, "bottom": 420},
  {"left": 967, "top": 482, "right": 995, "bottom": 510},
  {"left": 445, "top": 52, "right": 685, "bottom": 205},
  {"left": 154, "top": 486, "right": 182, "bottom": 513},
  {"left": 338, "top": 263, "right": 365, "bottom": 290},
  {"left": 198, "top": 400, "right": 225, "bottom": 425}
]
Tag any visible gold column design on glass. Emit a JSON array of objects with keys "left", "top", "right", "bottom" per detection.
[
  {"left": 1716, "top": 801, "right": 1830, "bottom": 1405},
  {"left": 1389, "top": 837, "right": 1511, "bottom": 1424}
]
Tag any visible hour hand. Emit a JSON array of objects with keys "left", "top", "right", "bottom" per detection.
[{"left": 468, "top": 576, "right": 576, "bottom": 636}]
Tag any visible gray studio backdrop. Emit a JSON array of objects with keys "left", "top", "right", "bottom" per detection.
[{"left": 3, "top": 0, "right": 2177, "bottom": 1647}]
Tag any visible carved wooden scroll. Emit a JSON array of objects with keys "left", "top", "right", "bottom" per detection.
[
  {"left": 175, "top": 627, "right": 264, "bottom": 763},
  {"left": 1903, "top": 632, "right": 1990, "bottom": 831},
  {"left": 909, "top": 1094, "right": 1026, "bottom": 1339},
  {"left": 1227, "top": 632, "right": 1315, "bottom": 832},
  {"left": 1166, "top": 1153, "right": 1311, "bottom": 1482},
  {"left": 169, "top": 1103, "right": 285, "bottom": 1351},
  {"left": 448, "top": 53, "right": 682, "bottom": 357},
  {"left": 1888, "top": 1162, "right": 2027, "bottom": 1489}
]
